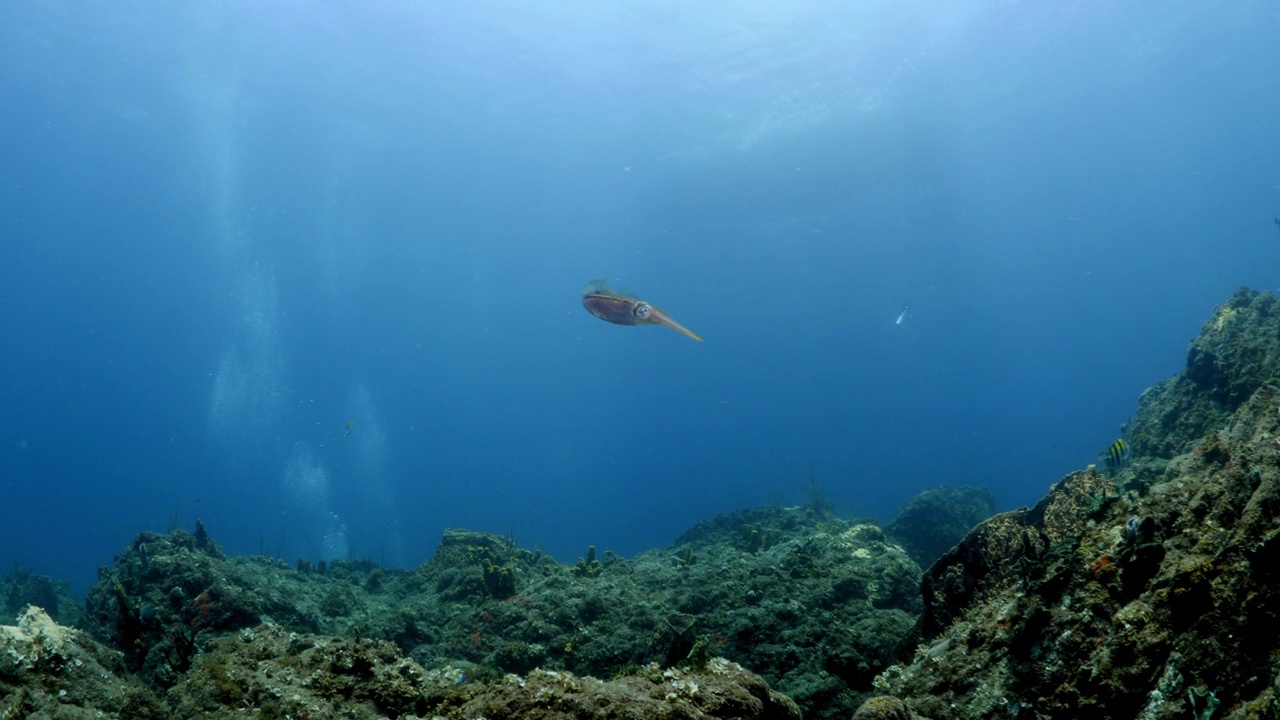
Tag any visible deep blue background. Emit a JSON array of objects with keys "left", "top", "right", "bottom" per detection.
[{"left": 2, "top": 2, "right": 1278, "bottom": 595}]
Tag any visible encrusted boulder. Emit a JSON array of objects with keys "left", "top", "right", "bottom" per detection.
[
  {"left": 919, "top": 468, "right": 1116, "bottom": 639},
  {"left": 1, "top": 605, "right": 165, "bottom": 719}
]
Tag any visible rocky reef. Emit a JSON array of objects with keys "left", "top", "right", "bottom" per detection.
[
  {"left": 5, "top": 499, "right": 929, "bottom": 718},
  {"left": 870, "top": 287, "right": 1280, "bottom": 719},
  {"left": 2, "top": 601, "right": 800, "bottom": 720}
]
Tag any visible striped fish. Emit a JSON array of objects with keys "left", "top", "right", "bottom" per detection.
[{"left": 1097, "top": 439, "right": 1130, "bottom": 470}]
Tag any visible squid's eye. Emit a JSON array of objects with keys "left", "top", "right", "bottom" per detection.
[{"left": 634, "top": 303, "right": 653, "bottom": 320}]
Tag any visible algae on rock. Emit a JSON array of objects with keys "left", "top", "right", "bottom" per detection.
[{"left": 872, "top": 288, "right": 1280, "bottom": 720}]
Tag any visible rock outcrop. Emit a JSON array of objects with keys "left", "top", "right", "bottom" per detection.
[{"left": 872, "top": 288, "right": 1280, "bottom": 719}]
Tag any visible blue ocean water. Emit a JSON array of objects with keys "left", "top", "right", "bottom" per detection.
[{"left": 2, "top": 2, "right": 1278, "bottom": 596}]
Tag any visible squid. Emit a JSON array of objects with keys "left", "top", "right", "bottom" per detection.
[{"left": 581, "top": 279, "right": 703, "bottom": 342}]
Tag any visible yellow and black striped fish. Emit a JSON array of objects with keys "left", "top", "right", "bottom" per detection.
[{"left": 1097, "top": 439, "right": 1130, "bottom": 470}]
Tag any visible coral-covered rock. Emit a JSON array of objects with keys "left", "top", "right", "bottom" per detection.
[
  {"left": 166, "top": 623, "right": 435, "bottom": 719},
  {"left": 5, "top": 608, "right": 800, "bottom": 720},
  {"left": 76, "top": 507, "right": 915, "bottom": 719},
  {"left": 83, "top": 528, "right": 263, "bottom": 688},
  {"left": 168, "top": 624, "right": 801, "bottom": 720},
  {"left": 1126, "top": 287, "right": 1280, "bottom": 463},
  {"left": 918, "top": 468, "right": 1115, "bottom": 639},
  {"left": 852, "top": 694, "right": 935, "bottom": 719},
  {"left": 885, "top": 486, "right": 997, "bottom": 568},
  {"left": 0, "top": 605, "right": 165, "bottom": 719},
  {"left": 874, "top": 289, "right": 1280, "bottom": 719},
  {"left": 444, "top": 659, "right": 801, "bottom": 720}
]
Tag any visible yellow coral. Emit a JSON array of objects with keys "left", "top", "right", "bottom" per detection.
[{"left": 1210, "top": 306, "right": 1237, "bottom": 332}]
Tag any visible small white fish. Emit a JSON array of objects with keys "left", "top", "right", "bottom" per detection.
[{"left": 895, "top": 306, "right": 909, "bottom": 325}]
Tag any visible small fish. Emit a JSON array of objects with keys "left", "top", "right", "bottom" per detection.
[
  {"left": 1097, "top": 439, "right": 1130, "bottom": 470},
  {"left": 345, "top": 420, "right": 355, "bottom": 437},
  {"left": 895, "top": 306, "right": 909, "bottom": 325},
  {"left": 581, "top": 279, "right": 703, "bottom": 341}
]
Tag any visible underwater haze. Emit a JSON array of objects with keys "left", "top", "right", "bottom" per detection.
[{"left": 2, "top": 2, "right": 1278, "bottom": 594}]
